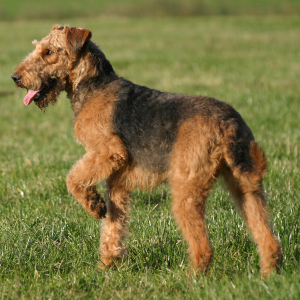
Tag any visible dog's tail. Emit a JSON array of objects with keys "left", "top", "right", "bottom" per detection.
[{"left": 224, "top": 139, "right": 267, "bottom": 192}]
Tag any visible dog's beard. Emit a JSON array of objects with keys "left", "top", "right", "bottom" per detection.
[{"left": 34, "top": 79, "right": 66, "bottom": 111}]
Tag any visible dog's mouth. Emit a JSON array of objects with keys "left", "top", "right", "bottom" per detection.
[{"left": 23, "top": 78, "right": 57, "bottom": 106}]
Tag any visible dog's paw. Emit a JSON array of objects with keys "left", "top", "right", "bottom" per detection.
[{"left": 90, "top": 195, "right": 107, "bottom": 219}]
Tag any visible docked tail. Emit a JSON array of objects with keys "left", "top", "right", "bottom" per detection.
[{"left": 225, "top": 140, "right": 267, "bottom": 192}]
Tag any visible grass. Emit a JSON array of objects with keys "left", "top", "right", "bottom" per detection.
[
  {"left": 0, "top": 15, "right": 300, "bottom": 299},
  {"left": 2, "top": 0, "right": 300, "bottom": 21}
]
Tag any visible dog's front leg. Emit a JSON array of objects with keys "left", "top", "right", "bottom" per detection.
[
  {"left": 99, "top": 184, "right": 131, "bottom": 269},
  {"left": 66, "top": 151, "right": 126, "bottom": 219}
]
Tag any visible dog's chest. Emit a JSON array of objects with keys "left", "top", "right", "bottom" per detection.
[{"left": 72, "top": 95, "right": 116, "bottom": 151}]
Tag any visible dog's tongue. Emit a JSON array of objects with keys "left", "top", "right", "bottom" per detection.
[{"left": 23, "top": 87, "right": 43, "bottom": 106}]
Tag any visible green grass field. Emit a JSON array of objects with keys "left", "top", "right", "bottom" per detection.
[
  {"left": 2, "top": 0, "right": 300, "bottom": 20},
  {"left": 1, "top": 13, "right": 300, "bottom": 299}
]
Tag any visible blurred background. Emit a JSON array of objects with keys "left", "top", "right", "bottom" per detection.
[{"left": 2, "top": 0, "right": 300, "bottom": 21}]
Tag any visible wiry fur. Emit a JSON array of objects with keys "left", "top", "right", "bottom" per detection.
[{"left": 12, "top": 25, "right": 281, "bottom": 277}]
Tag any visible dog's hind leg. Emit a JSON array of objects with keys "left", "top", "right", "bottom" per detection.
[
  {"left": 170, "top": 122, "right": 222, "bottom": 273},
  {"left": 223, "top": 141, "right": 282, "bottom": 277},
  {"left": 171, "top": 174, "right": 216, "bottom": 273}
]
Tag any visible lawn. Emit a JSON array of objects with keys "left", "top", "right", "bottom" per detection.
[
  {"left": 2, "top": 0, "right": 300, "bottom": 20},
  {"left": 0, "top": 15, "right": 300, "bottom": 299}
]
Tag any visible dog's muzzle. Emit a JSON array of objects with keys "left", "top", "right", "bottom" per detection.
[{"left": 11, "top": 73, "right": 22, "bottom": 85}]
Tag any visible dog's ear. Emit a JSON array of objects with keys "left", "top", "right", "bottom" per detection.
[
  {"left": 51, "top": 24, "right": 65, "bottom": 31},
  {"left": 65, "top": 27, "right": 92, "bottom": 56}
]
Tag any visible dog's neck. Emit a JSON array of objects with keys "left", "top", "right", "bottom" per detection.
[{"left": 66, "top": 41, "right": 118, "bottom": 115}]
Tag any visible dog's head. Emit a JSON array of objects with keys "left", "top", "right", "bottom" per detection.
[{"left": 12, "top": 25, "right": 91, "bottom": 111}]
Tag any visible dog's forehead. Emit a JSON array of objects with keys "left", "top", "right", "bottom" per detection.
[{"left": 35, "top": 29, "right": 66, "bottom": 48}]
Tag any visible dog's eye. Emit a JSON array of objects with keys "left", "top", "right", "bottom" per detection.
[{"left": 45, "top": 49, "right": 53, "bottom": 56}]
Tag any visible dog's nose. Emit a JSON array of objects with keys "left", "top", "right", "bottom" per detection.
[{"left": 11, "top": 73, "right": 21, "bottom": 84}]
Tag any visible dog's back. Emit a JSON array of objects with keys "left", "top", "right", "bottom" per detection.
[{"left": 112, "top": 78, "right": 254, "bottom": 174}]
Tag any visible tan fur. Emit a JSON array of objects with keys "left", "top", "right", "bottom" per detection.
[{"left": 12, "top": 25, "right": 281, "bottom": 277}]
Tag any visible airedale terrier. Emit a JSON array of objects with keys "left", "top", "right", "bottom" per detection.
[{"left": 12, "top": 25, "right": 281, "bottom": 276}]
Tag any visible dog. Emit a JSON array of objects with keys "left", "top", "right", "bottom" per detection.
[{"left": 12, "top": 25, "right": 281, "bottom": 276}]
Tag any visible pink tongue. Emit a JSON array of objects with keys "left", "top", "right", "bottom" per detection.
[{"left": 23, "top": 87, "right": 44, "bottom": 106}]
